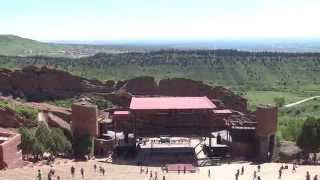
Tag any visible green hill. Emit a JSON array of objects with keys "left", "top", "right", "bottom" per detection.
[
  {"left": 0, "top": 35, "right": 138, "bottom": 57},
  {"left": 278, "top": 98, "right": 320, "bottom": 141},
  {"left": 0, "top": 35, "right": 60, "bottom": 56}
]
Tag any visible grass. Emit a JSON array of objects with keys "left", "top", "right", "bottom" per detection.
[
  {"left": 0, "top": 100, "right": 38, "bottom": 122},
  {"left": 244, "top": 90, "right": 308, "bottom": 110},
  {"left": 47, "top": 99, "right": 74, "bottom": 108}
]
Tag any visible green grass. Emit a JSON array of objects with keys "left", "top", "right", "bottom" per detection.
[
  {"left": 0, "top": 100, "right": 38, "bottom": 122},
  {"left": 47, "top": 99, "right": 74, "bottom": 108},
  {"left": 277, "top": 97, "right": 320, "bottom": 141},
  {"left": 244, "top": 90, "right": 308, "bottom": 110}
]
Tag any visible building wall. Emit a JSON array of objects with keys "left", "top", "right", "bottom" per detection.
[
  {"left": 0, "top": 133, "right": 23, "bottom": 169},
  {"left": 254, "top": 105, "right": 278, "bottom": 162},
  {"left": 71, "top": 102, "right": 98, "bottom": 137},
  {"left": 255, "top": 106, "right": 278, "bottom": 137}
]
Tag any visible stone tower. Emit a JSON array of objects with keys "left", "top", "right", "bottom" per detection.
[
  {"left": 255, "top": 105, "right": 278, "bottom": 162},
  {"left": 71, "top": 101, "right": 98, "bottom": 137}
]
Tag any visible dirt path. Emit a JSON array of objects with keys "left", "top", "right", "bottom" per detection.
[{"left": 283, "top": 96, "right": 320, "bottom": 108}]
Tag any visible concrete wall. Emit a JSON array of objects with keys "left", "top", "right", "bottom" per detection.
[
  {"left": 71, "top": 102, "right": 98, "bottom": 137},
  {"left": 0, "top": 133, "right": 23, "bottom": 169}
]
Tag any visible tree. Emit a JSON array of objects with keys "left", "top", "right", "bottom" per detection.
[
  {"left": 72, "top": 132, "right": 93, "bottom": 158},
  {"left": 50, "top": 128, "right": 72, "bottom": 155},
  {"left": 35, "top": 123, "right": 53, "bottom": 152},
  {"left": 18, "top": 127, "right": 44, "bottom": 160},
  {"left": 297, "top": 117, "right": 320, "bottom": 153},
  {"left": 18, "top": 127, "right": 35, "bottom": 158},
  {"left": 274, "top": 97, "right": 286, "bottom": 107}
]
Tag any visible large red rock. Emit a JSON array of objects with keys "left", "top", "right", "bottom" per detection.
[
  {"left": 119, "top": 77, "right": 248, "bottom": 112},
  {"left": 0, "top": 66, "right": 113, "bottom": 101},
  {"left": 118, "top": 76, "right": 159, "bottom": 95}
]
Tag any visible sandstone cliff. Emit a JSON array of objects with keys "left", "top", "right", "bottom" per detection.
[{"left": 0, "top": 66, "right": 113, "bottom": 101}]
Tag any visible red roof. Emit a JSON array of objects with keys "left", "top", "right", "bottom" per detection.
[{"left": 130, "top": 96, "right": 216, "bottom": 110}]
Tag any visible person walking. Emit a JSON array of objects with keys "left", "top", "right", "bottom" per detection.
[
  {"left": 257, "top": 165, "right": 261, "bottom": 172},
  {"left": 47, "top": 172, "right": 52, "bottom": 180},
  {"left": 306, "top": 171, "right": 311, "bottom": 180},
  {"left": 241, "top": 166, "right": 244, "bottom": 175},
  {"left": 80, "top": 168, "right": 84, "bottom": 179},
  {"left": 278, "top": 167, "right": 282, "bottom": 179},
  {"left": 37, "top": 169, "right": 42, "bottom": 180},
  {"left": 70, "top": 166, "right": 75, "bottom": 178},
  {"left": 313, "top": 175, "right": 318, "bottom": 180},
  {"left": 94, "top": 164, "right": 97, "bottom": 172},
  {"left": 208, "top": 169, "right": 211, "bottom": 178},
  {"left": 253, "top": 170, "right": 257, "bottom": 180},
  {"left": 102, "top": 168, "right": 105, "bottom": 176}
]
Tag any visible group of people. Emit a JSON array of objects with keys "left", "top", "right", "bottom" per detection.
[
  {"left": 233, "top": 163, "right": 318, "bottom": 180},
  {"left": 140, "top": 166, "right": 165, "bottom": 180},
  {"left": 36, "top": 163, "right": 109, "bottom": 180}
]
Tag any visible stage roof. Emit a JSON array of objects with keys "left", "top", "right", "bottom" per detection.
[{"left": 130, "top": 96, "right": 216, "bottom": 110}]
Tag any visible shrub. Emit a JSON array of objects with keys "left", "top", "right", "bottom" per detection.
[
  {"left": 72, "top": 132, "right": 93, "bottom": 158},
  {"left": 297, "top": 116, "right": 320, "bottom": 153}
]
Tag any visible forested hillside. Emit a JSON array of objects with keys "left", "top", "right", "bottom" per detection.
[{"left": 1, "top": 49, "right": 320, "bottom": 91}]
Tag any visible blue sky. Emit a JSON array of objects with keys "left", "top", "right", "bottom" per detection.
[{"left": 1, "top": 0, "right": 320, "bottom": 41}]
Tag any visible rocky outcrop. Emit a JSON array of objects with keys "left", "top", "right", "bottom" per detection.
[
  {"left": 0, "top": 66, "right": 113, "bottom": 101},
  {"left": 0, "top": 106, "right": 36, "bottom": 128},
  {"left": 119, "top": 76, "right": 159, "bottom": 95},
  {"left": 112, "top": 77, "right": 247, "bottom": 111},
  {"left": 0, "top": 66, "right": 247, "bottom": 112},
  {"left": 279, "top": 141, "right": 302, "bottom": 162},
  {"left": 159, "top": 78, "right": 247, "bottom": 111}
]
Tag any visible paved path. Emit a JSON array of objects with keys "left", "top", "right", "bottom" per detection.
[
  {"left": 0, "top": 159, "right": 319, "bottom": 180},
  {"left": 283, "top": 96, "right": 320, "bottom": 108}
]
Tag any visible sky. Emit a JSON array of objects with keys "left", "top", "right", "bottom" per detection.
[{"left": 1, "top": 0, "right": 320, "bottom": 41}]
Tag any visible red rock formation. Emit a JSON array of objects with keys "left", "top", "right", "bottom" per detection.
[
  {"left": 0, "top": 66, "right": 113, "bottom": 101},
  {"left": 118, "top": 76, "right": 159, "bottom": 95},
  {"left": 158, "top": 78, "right": 248, "bottom": 112}
]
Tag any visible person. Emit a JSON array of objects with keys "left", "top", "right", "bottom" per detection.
[
  {"left": 94, "top": 164, "right": 97, "bottom": 172},
  {"left": 102, "top": 168, "right": 105, "bottom": 176},
  {"left": 253, "top": 170, "right": 257, "bottom": 180},
  {"left": 278, "top": 168, "right": 282, "bottom": 179},
  {"left": 57, "top": 176, "right": 60, "bottom": 180},
  {"left": 241, "top": 166, "right": 244, "bottom": 175},
  {"left": 183, "top": 166, "right": 186, "bottom": 174},
  {"left": 217, "top": 133, "right": 222, "bottom": 144},
  {"left": 306, "top": 171, "right": 311, "bottom": 180},
  {"left": 48, "top": 172, "right": 52, "bottom": 180},
  {"left": 80, "top": 168, "right": 84, "bottom": 178},
  {"left": 235, "top": 169, "right": 240, "bottom": 180},
  {"left": 70, "top": 166, "right": 75, "bottom": 178},
  {"left": 155, "top": 171, "right": 158, "bottom": 180},
  {"left": 314, "top": 175, "right": 318, "bottom": 180},
  {"left": 292, "top": 164, "right": 296, "bottom": 173},
  {"left": 208, "top": 169, "right": 211, "bottom": 178},
  {"left": 163, "top": 175, "right": 166, "bottom": 180},
  {"left": 257, "top": 176, "right": 261, "bottom": 180},
  {"left": 37, "top": 169, "right": 42, "bottom": 180},
  {"left": 257, "top": 165, "right": 261, "bottom": 172},
  {"left": 267, "top": 151, "right": 271, "bottom": 162},
  {"left": 140, "top": 166, "right": 143, "bottom": 174}
]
